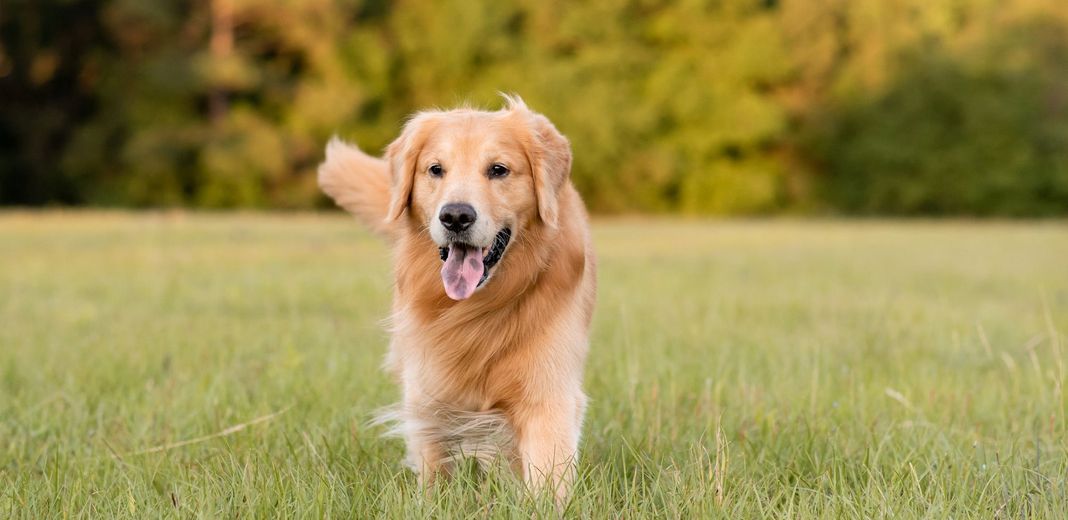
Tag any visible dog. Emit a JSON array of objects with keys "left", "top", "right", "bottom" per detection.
[{"left": 317, "top": 95, "right": 595, "bottom": 502}]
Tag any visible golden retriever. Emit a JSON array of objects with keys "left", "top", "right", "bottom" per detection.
[{"left": 317, "top": 95, "right": 595, "bottom": 502}]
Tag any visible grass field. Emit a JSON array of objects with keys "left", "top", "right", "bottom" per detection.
[{"left": 2, "top": 213, "right": 1067, "bottom": 518}]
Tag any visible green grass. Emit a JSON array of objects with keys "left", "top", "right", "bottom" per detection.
[{"left": 2, "top": 213, "right": 1067, "bottom": 518}]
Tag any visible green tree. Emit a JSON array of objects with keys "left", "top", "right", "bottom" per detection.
[{"left": 3, "top": 0, "right": 1067, "bottom": 215}]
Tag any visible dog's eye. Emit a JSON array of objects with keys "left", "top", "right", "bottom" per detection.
[
  {"left": 428, "top": 164, "right": 443, "bottom": 177},
  {"left": 489, "top": 163, "right": 509, "bottom": 178}
]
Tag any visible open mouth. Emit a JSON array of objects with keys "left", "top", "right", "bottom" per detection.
[{"left": 438, "top": 228, "right": 512, "bottom": 301}]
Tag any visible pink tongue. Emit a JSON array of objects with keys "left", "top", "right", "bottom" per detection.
[{"left": 440, "top": 244, "right": 485, "bottom": 301}]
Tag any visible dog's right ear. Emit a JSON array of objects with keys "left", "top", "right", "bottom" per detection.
[{"left": 384, "top": 112, "right": 440, "bottom": 223}]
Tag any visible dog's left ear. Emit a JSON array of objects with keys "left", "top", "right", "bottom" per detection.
[
  {"left": 512, "top": 100, "right": 572, "bottom": 229},
  {"left": 384, "top": 112, "right": 439, "bottom": 223}
]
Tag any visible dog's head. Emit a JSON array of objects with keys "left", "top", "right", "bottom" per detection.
[{"left": 385, "top": 95, "right": 572, "bottom": 301}]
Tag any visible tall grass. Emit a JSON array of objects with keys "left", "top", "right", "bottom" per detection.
[{"left": 1, "top": 213, "right": 1066, "bottom": 517}]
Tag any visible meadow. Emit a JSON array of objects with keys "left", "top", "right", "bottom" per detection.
[{"left": 1, "top": 213, "right": 1066, "bottom": 518}]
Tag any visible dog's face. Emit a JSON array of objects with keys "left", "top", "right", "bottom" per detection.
[{"left": 384, "top": 99, "right": 571, "bottom": 301}]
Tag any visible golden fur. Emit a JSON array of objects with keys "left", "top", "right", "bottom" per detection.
[{"left": 318, "top": 96, "right": 595, "bottom": 501}]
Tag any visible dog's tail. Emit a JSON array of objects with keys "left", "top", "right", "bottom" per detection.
[
  {"left": 318, "top": 137, "right": 394, "bottom": 238},
  {"left": 371, "top": 403, "right": 515, "bottom": 470}
]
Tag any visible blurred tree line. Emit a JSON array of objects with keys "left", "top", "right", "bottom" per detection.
[{"left": 2, "top": 0, "right": 1066, "bottom": 215}]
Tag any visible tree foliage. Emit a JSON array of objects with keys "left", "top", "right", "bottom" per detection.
[{"left": 2, "top": 0, "right": 1066, "bottom": 214}]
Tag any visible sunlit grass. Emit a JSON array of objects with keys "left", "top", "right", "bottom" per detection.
[{"left": 1, "top": 213, "right": 1066, "bottom": 517}]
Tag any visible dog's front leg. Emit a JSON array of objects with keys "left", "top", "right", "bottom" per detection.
[
  {"left": 407, "top": 433, "right": 450, "bottom": 487},
  {"left": 512, "top": 393, "right": 586, "bottom": 504},
  {"left": 398, "top": 389, "right": 452, "bottom": 487}
]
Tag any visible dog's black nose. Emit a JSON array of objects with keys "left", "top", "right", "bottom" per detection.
[{"left": 439, "top": 203, "right": 477, "bottom": 232}]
